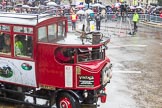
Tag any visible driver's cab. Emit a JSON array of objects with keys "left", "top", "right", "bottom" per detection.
[
  {"left": 52, "top": 31, "right": 108, "bottom": 64},
  {"left": 35, "top": 15, "right": 110, "bottom": 88},
  {"left": 54, "top": 45, "right": 105, "bottom": 64}
]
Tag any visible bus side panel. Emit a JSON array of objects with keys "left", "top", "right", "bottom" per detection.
[
  {"left": 0, "top": 57, "right": 37, "bottom": 87},
  {"left": 37, "top": 44, "right": 66, "bottom": 88}
]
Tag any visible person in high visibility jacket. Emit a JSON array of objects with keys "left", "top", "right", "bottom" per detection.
[
  {"left": 15, "top": 36, "right": 24, "bottom": 55},
  {"left": 132, "top": 10, "right": 139, "bottom": 32},
  {"left": 133, "top": 0, "right": 137, "bottom": 6},
  {"left": 70, "top": 12, "right": 78, "bottom": 31}
]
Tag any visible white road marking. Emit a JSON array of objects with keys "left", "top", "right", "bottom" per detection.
[
  {"left": 109, "top": 44, "right": 147, "bottom": 48},
  {"left": 113, "top": 70, "right": 142, "bottom": 74}
]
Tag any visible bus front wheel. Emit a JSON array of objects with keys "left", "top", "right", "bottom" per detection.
[{"left": 56, "top": 92, "right": 80, "bottom": 108}]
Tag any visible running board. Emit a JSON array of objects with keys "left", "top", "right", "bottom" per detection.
[{"left": 0, "top": 96, "right": 50, "bottom": 108}]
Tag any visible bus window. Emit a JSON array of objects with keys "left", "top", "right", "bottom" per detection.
[
  {"left": 77, "top": 47, "right": 104, "bottom": 62},
  {"left": 48, "top": 24, "right": 57, "bottom": 42},
  {"left": 14, "top": 34, "right": 33, "bottom": 58},
  {"left": 13, "top": 26, "right": 33, "bottom": 34},
  {"left": 25, "top": 36, "right": 33, "bottom": 57},
  {"left": 0, "top": 33, "right": 4, "bottom": 52},
  {"left": 58, "top": 22, "right": 65, "bottom": 37},
  {"left": 55, "top": 47, "right": 74, "bottom": 64},
  {"left": 62, "top": 21, "right": 66, "bottom": 36},
  {"left": 0, "top": 25, "right": 10, "bottom": 31},
  {"left": 0, "top": 33, "right": 11, "bottom": 54},
  {"left": 38, "top": 26, "right": 47, "bottom": 42}
]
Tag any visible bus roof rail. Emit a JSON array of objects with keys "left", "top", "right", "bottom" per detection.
[{"left": 0, "top": 12, "right": 55, "bottom": 23}]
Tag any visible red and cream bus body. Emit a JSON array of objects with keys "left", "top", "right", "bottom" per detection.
[{"left": 0, "top": 13, "right": 112, "bottom": 108}]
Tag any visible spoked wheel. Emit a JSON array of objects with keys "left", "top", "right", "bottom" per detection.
[{"left": 56, "top": 92, "right": 80, "bottom": 108}]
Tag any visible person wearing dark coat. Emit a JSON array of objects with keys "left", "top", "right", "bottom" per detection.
[{"left": 95, "top": 13, "right": 101, "bottom": 30}]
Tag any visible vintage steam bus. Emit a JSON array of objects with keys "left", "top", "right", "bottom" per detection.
[{"left": 0, "top": 12, "right": 112, "bottom": 108}]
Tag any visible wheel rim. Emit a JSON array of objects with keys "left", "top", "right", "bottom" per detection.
[{"left": 60, "top": 97, "right": 72, "bottom": 108}]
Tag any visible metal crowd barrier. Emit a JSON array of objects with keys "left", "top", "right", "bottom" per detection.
[
  {"left": 52, "top": 12, "right": 162, "bottom": 25},
  {"left": 103, "top": 13, "right": 162, "bottom": 23},
  {"left": 149, "top": 14, "right": 162, "bottom": 23}
]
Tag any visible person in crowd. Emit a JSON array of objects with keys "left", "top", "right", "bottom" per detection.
[
  {"left": 120, "top": 1, "right": 128, "bottom": 21},
  {"left": 0, "top": 33, "right": 11, "bottom": 53},
  {"left": 60, "top": 8, "right": 64, "bottom": 16},
  {"left": 160, "top": 11, "right": 162, "bottom": 18},
  {"left": 95, "top": 13, "right": 101, "bottom": 30},
  {"left": 79, "top": 14, "right": 82, "bottom": 22},
  {"left": 3, "top": 34, "right": 11, "bottom": 53},
  {"left": 93, "top": 7, "right": 98, "bottom": 14},
  {"left": 70, "top": 12, "right": 78, "bottom": 31},
  {"left": 132, "top": 10, "right": 139, "bottom": 33},
  {"left": 15, "top": 36, "right": 24, "bottom": 55},
  {"left": 86, "top": 14, "right": 92, "bottom": 32},
  {"left": 106, "top": 7, "right": 113, "bottom": 21},
  {"left": 120, "top": 1, "right": 125, "bottom": 17}
]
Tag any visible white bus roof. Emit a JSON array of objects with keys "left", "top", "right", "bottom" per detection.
[{"left": 0, "top": 12, "right": 55, "bottom": 26}]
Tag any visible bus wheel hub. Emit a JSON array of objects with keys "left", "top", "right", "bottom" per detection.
[{"left": 60, "top": 98, "right": 72, "bottom": 108}]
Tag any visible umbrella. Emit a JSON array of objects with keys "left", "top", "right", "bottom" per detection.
[
  {"left": 136, "top": 6, "right": 142, "bottom": 9},
  {"left": 39, "top": 5, "right": 48, "bottom": 9},
  {"left": 47, "top": 2, "right": 57, "bottom": 6},
  {"left": 30, "top": 6, "right": 39, "bottom": 9},
  {"left": 135, "top": 6, "right": 144, "bottom": 11},
  {"left": 129, "top": 6, "right": 135, "bottom": 9},
  {"left": 6, "top": 5, "right": 13, "bottom": 8},
  {"left": 76, "top": 5, "right": 84, "bottom": 8},
  {"left": 92, "top": 3, "right": 105, "bottom": 8},
  {"left": 44, "top": 0, "right": 49, "bottom": 3},
  {"left": 71, "top": 2, "right": 76, "bottom": 6},
  {"left": 76, "top": 10, "right": 85, "bottom": 14},
  {"left": 85, "top": 9, "right": 94, "bottom": 14},
  {"left": 15, "top": 4, "right": 23, "bottom": 8},
  {"left": 22, "top": 5, "right": 30, "bottom": 8},
  {"left": 63, "top": 5, "right": 70, "bottom": 9},
  {"left": 114, "top": 2, "right": 121, "bottom": 8}
]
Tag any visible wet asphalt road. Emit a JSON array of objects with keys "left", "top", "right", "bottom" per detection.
[
  {"left": 100, "top": 21, "right": 162, "bottom": 108},
  {"left": 0, "top": 21, "right": 162, "bottom": 108}
]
